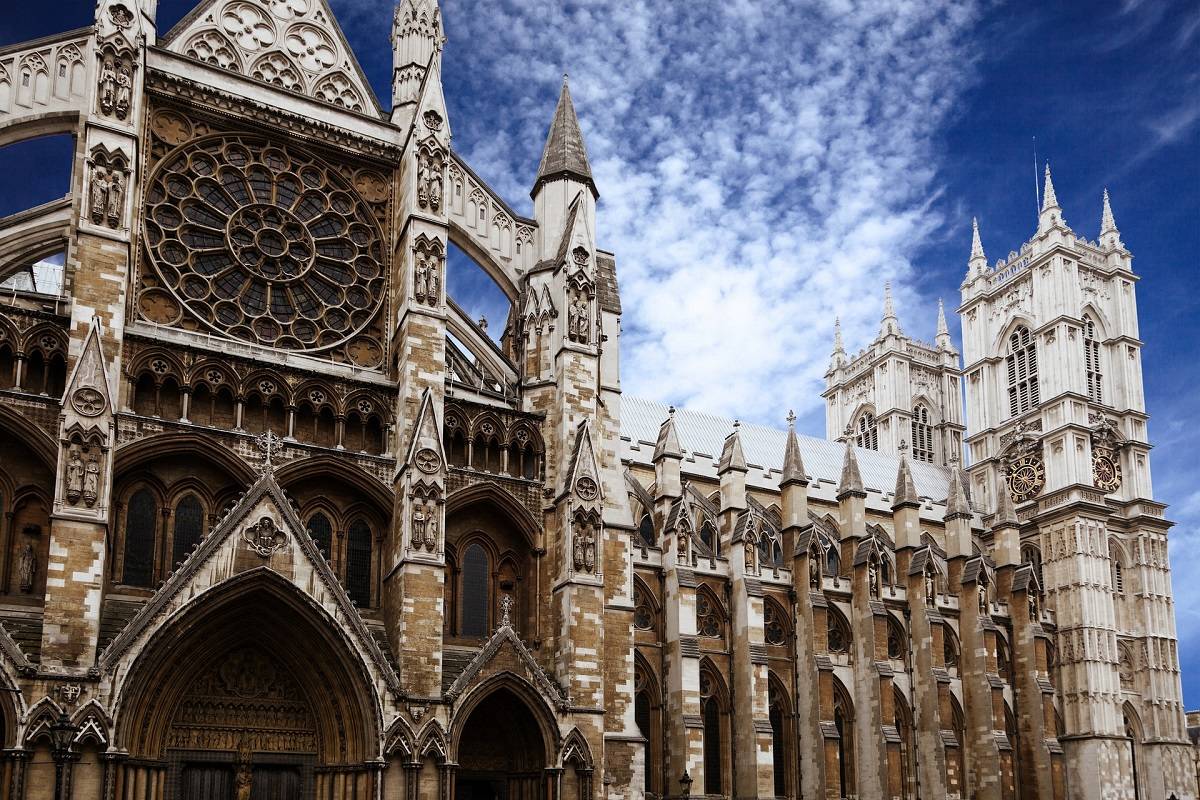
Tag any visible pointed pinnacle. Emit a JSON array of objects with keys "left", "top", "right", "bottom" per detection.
[
  {"left": 1101, "top": 188, "right": 1118, "bottom": 234},
  {"left": 937, "top": 299, "right": 949, "bottom": 336},
  {"left": 1042, "top": 163, "right": 1059, "bottom": 210},
  {"left": 993, "top": 474, "right": 1018, "bottom": 526},
  {"left": 718, "top": 423, "right": 748, "bottom": 474},
  {"left": 883, "top": 281, "right": 896, "bottom": 319},
  {"left": 654, "top": 407, "right": 683, "bottom": 461},
  {"left": 944, "top": 464, "right": 971, "bottom": 521},
  {"left": 893, "top": 455, "right": 920, "bottom": 509},
  {"left": 832, "top": 317, "right": 845, "bottom": 353},
  {"left": 836, "top": 442, "right": 865, "bottom": 499},
  {"left": 533, "top": 76, "right": 595, "bottom": 197},
  {"left": 970, "top": 217, "right": 985, "bottom": 261},
  {"left": 781, "top": 413, "right": 807, "bottom": 487}
]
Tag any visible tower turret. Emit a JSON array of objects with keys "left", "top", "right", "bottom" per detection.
[
  {"left": 1099, "top": 188, "right": 1123, "bottom": 251},
  {"left": 391, "top": 0, "right": 443, "bottom": 126},
  {"left": 531, "top": 77, "right": 597, "bottom": 250}
]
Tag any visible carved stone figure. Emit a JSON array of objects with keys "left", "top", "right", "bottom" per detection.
[
  {"left": 428, "top": 166, "right": 442, "bottom": 211},
  {"left": 423, "top": 507, "right": 437, "bottom": 552},
  {"left": 1028, "top": 592, "right": 1039, "bottom": 622},
  {"left": 426, "top": 257, "right": 440, "bottom": 303},
  {"left": 573, "top": 529, "right": 585, "bottom": 572},
  {"left": 411, "top": 503, "right": 426, "bottom": 547},
  {"left": 82, "top": 453, "right": 100, "bottom": 507},
  {"left": 99, "top": 58, "right": 116, "bottom": 113},
  {"left": 66, "top": 449, "right": 84, "bottom": 503},
  {"left": 925, "top": 571, "right": 936, "bottom": 605},
  {"left": 743, "top": 537, "right": 755, "bottom": 573},
  {"left": 90, "top": 168, "right": 109, "bottom": 224},
  {"left": 107, "top": 170, "right": 124, "bottom": 224},
  {"left": 417, "top": 158, "right": 430, "bottom": 208},
  {"left": 115, "top": 63, "right": 132, "bottom": 118},
  {"left": 676, "top": 530, "right": 688, "bottom": 561},
  {"left": 809, "top": 554, "right": 820, "bottom": 588},
  {"left": 978, "top": 583, "right": 989, "bottom": 614},
  {"left": 18, "top": 543, "right": 35, "bottom": 593},
  {"left": 235, "top": 764, "right": 252, "bottom": 800},
  {"left": 414, "top": 258, "right": 428, "bottom": 301},
  {"left": 868, "top": 561, "right": 879, "bottom": 597}
]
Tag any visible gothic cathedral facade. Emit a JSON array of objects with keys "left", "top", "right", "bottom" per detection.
[{"left": 0, "top": 0, "right": 1191, "bottom": 798}]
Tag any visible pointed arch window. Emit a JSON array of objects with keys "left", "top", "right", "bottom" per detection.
[
  {"left": 833, "top": 682, "right": 856, "bottom": 796},
  {"left": 1022, "top": 544, "right": 1044, "bottom": 588},
  {"left": 1084, "top": 314, "right": 1103, "bottom": 403},
  {"left": 699, "top": 669, "right": 725, "bottom": 796},
  {"left": 345, "top": 520, "right": 372, "bottom": 608},
  {"left": 461, "top": 543, "right": 490, "bottom": 638},
  {"left": 855, "top": 411, "right": 878, "bottom": 450},
  {"left": 307, "top": 512, "right": 333, "bottom": 561},
  {"left": 764, "top": 599, "right": 788, "bottom": 646},
  {"left": 768, "top": 679, "right": 790, "bottom": 797},
  {"left": 911, "top": 405, "right": 934, "bottom": 463},
  {"left": 698, "top": 518, "right": 718, "bottom": 555},
  {"left": 123, "top": 489, "right": 158, "bottom": 587},
  {"left": 1006, "top": 326, "right": 1040, "bottom": 416},
  {"left": 826, "top": 545, "right": 841, "bottom": 579},
  {"left": 638, "top": 513, "right": 655, "bottom": 548},
  {"left": 827, "top": 607, "right": 851, "bottom": 654},
  {"left": 1110, "top": 541, "right": 1126, "bottom": 594},
  {"left": 171, "top": 494, "right": 204, "bottom": 569},
  {"left": 696, "top": 589, "right": 725, "bottom": 640}
]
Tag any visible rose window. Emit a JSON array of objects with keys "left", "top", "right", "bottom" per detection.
[{"left": 142, "top": 135, "right": 385, "bottom": 351}]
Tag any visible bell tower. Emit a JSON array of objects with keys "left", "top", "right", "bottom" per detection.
[
  {"left": 958, "top": 169, "right": 1192, "bottom": 799},
  {"left": 823, "top": 285, "right": 964, "bottom": 465}
]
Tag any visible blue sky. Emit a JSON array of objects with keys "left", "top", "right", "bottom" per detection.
[{"left": 3, "top": 0, "right": 1199, "bottom": 700}]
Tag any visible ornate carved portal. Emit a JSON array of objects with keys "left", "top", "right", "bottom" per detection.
[{"left": 168, "top": 646, "right": 317, "bottom": 754}]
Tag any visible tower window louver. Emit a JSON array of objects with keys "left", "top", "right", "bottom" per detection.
[
  {"left": 1006, "top": 326, "right": 1040, "bottom": 417},
  {"left": 1084, "top": 315, "right": 1103, "bottom": 403},
  {"left": 911, "top": 405, "right": 934, "bottom": 463}
]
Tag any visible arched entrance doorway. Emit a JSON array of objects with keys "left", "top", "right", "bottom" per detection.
[
  {"left": 454, "top": 686, "right": 553, "bottom": 800},
  {"left": 114, "top": 572, "right": 381, "bottom": 799}
]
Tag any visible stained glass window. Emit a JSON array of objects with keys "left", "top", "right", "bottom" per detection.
[
  {"left": 346, "top": 520, "right": 372, "bottom": 608},
  {"left": 171, "top": 494, "right": 204, "bottom": 569},
  {"left": 124, "top": 489, "right": 157, "bottom": 587},
  {"left": 462, "top": 543, "right": 489, "bottom": 637}
]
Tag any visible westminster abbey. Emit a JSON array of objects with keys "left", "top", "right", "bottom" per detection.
[{"left": 0, "top": 0, "right": 1193, "bottom": 797}]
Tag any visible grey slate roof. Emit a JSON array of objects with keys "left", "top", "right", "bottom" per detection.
[
  {"left": 620, "top": 396, "right": 952, "bottom": 504},
  {"left": 534, "top": 79, "right": 595, "bottom": 195},
  {"left": 596, "top": 251, "right": 621, "bottom": 314}
]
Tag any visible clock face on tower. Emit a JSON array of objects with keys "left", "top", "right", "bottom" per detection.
[
  {"left": 1093, "top": 452, "right": 1122, "bottom": 493},
  {"left": 141, "top": 133, "right": 386, "bottom": 352},
  {"left": 1007, "top": 454, "right": 1046, "bottom": 503}
]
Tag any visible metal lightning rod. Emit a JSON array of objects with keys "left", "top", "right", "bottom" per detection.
[{"left": 1033, "top": 136, "right": 1041, "bottom": 216}]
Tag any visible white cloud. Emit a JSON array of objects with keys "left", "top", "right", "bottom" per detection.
[{"left": 442, "top": 0, "right": 982, "bottom": 426}]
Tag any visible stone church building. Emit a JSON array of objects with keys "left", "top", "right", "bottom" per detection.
[{"left": 0, "top": 0, "right": 1192, "bottom": 797}]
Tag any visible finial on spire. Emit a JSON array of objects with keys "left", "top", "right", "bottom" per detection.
[
  {"left": 1099, "top": 188, "right": 1123, "bottom": 250},
  {"left": 787, "top": 410, "right": 796, "bottom": 428},
  {"left": 719, "top": 422, "right": 747, "bottom": 474},
  {"left": 781, "top": 412, "right": 807, "bottom": 487},
  {"left": 836, "top": 441, "right": 865, "bottom": 499}
]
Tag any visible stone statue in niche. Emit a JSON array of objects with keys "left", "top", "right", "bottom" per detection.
[
  {"left": 676, "top": 530, "right": 688, "bottom": 561},
  {"left": 114, "top": 62, "right": 132, "bottom": 118},
  {"left": 809, "top": 553, "right": 821, "bottom": 588},
  {"left": 423, "top": 504, "right": 437, "bottom": 552},
  {"left": 868, "top": 561, "right": 879, "bottom": 597},
  {"left": 417, "top": 149, "right": 443, "bottom": 212},
  {"left": 568, "top": 293, "right": 590, "bottom": 343},
  {"left": 83, "top": 453, "right": 100, "bottom": 507},
  {"left": 925, "top": 570, "right": 936, "bottom": 606},
  {"left": 1028, "top": 592, "right": 1039, "bottom": 622},
  {"left": 65, "top": 448, "right": 84, "bottom": 503},
  {"left": 410, "top": 502, "right": 425, "bottom": 547},
  {"left": 414, "top": 258, "right": 428, "bottom": 302},
  {"left": 426, "top": 255, "right": 440, "bottom": 303},
  {"left": 573, "top": 519, "right": 596, "bottom": 573},
  {"left": 235, "top": 764, "right": 252, "bottom": 800},
  {"left": 99, "top": 58, "right": 117, "bottom": 113},
  {"left": 978, "top": 582, "right": 988, "bottom": 614},
  {"left": 107, "top": 170, "right": 124, "bottom": 224},
  {"left": 90, "top": 168, "right": 110, "bottom": 225},
  {"left": 743, "top": 537, "right": 756, "bottom": 574},
  {"left": 18, "top": 542, "right": 36, "bottom": 593}
]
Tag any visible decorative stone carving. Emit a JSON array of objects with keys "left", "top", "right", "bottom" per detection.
[
  {"left": 809, "top": 547, "right": 821, "bottom": 588},
  {"left": 65, "top": 448, "right": 85, "bottom": 503},
  {"left": 414, "top": 447, "right": 440, "bottom": 474},
  {"left": 567, "top": 289, "right": 592, "bottom": 344},
  {"left": 575, "top": 476, "right": 598, "bottom": 502},
  {"left": 17, "top": 542, "right": 36, "bottom": 593},
  {"left": 925, "top": 569, "right": 936, "bottom": 606},
  {"left": 413, "top": 235, "right": 443, "bottom": 306},
  {"left": 243, "top": 515, "right": 287, "bottom": 557},
  {"left": 572, "top": 512, "right": 597, "bottom": 573},
  {"left": 88, "top": 147, "right": 129, "bottom": 229},
  {"left": 417, "top": 144, "right": 444, "bottom": 212},
  {"left": 70, "top": 386, "right": 105, "bottom": 417},
  {"left": 743, "top": 535, "right": 756, "bottom": 575},
  {"left": 83, "top": 452, "right": 100, "bottom": 507},
  {"left": 868, "top": 559, "right": 879, "bottom": 597}
]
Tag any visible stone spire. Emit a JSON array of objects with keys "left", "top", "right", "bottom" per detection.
[
  {"left": 935, "top": 299, "right": 953, "bottom": 352},
  {"left": 836, "top": 441, "right": 865, "bottom": 499},
  {"left": 879, "top": 282, "right": 902, "bottom": 337},
  {"left": 893, "top": 454, "right": 920, "bottom": 509},
  {"left": 1099, "top": 188, "right": 1123, "bottom": 251},
  {"left": 718, "top": 421, "right": 748, "bottom": 474},
  {"left": 828, "top": 317, "right": 846, "bottom": 371},
  {"left": 533, "top": 76, "right": 596, "bottom": 199},
  {"left": 391, "top": 0, "right": 444, "bottom": 115},
  {"left": 781, "top": 411, "right": 808, "bottom": 487},
  {"left": 654, "top": 405, "right": 683, "bottom": 461},
  {"left": 967, "top": 216, "right": 987, "bottom": 277},
  {"left": 993, "top": 473, "right": 1018, "bottom": 527},
  {"left": 1037, "top": 163, "right": 1067, "bottom": 234},
  {"left": 944, "top": 464, "right": 972, "bottom": 521}
]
